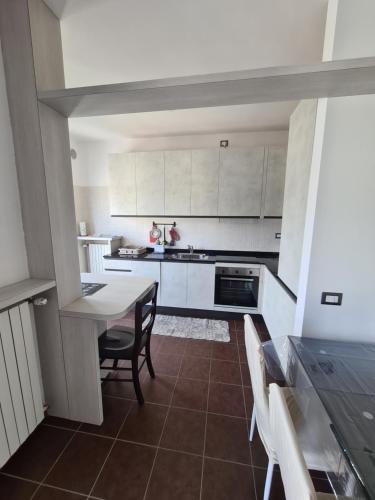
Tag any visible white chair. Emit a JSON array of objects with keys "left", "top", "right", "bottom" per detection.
[
  {"left": 244, "top": 315, "right": 326, "bottom": 500},
  {"left": 269, "top": 383, "right": 335, "bottom": 500}
]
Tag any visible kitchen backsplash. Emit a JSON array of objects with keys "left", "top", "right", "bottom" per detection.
[{"left": 74, "top": 185, "right": 282, "bottom": 252}]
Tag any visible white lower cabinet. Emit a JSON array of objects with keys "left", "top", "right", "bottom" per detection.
[
  {"left": 187, "top": 264, "right": 215, "bottom": 310},
  {"left": 161, "top": 262, "right": 215, "bottom": 309},
  {"left": 104, "top": 259, "right": 215, "bottom": 310},
  {"left": 160, "top": 263, "right": 188, "bottom": 307}
]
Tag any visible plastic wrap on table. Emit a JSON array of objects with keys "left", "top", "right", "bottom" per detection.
[{"left": 262, "top": 337, "right": 289, "bottom": 382}]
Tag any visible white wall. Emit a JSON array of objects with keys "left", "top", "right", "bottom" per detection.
[
  {"left": 299, "top": 0, "right": 375, "bottom": 341},
  {"left": 59, "top": 0, "right": 327, "bottom": 87},
  {"left": 71, "top": 130, "right": 287, "bottom": 252},
  {"left": 0, "top": 42, "right": 29, "bottom": 287}
]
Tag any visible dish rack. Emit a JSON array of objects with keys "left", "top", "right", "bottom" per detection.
[{"left": 118, "top": 245, "right": 147, "bottom": 255}]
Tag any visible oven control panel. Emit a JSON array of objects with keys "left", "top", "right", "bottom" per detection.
[{"left": 215, "top": 266, "right": 260, "bottom": 277}]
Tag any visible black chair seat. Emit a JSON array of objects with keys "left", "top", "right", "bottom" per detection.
[{"left": 99, "top": 327, "right": 147, "bottom": 360}]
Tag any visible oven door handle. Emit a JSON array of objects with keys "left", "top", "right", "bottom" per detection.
[{"left": 219, "top": 277, "right": 255, "bottom": 282}]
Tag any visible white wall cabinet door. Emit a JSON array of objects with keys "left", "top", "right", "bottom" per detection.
[
  {"left": 187, "top": 264, "right": 215, "bottom": 310},
  {"left": 191, "top": 149, "right": 219, "bottom": 215},
  {"left": 136, "top": 151, "right": 164, "bottom": 215},
  {"left": 108, "top": 153, "right": 137, "bottom": 215},
  {"left": 160, "top": 262, "right": 187, "bottom": 307},
  {"left": 263, "top": 146, "right": 287, "bottom": 217},
  {"left": 164, "top": 150, "right": 191, "bottom": 215},
  {"left": 218, "top": 147, "right": 265, "bottom": 216}
]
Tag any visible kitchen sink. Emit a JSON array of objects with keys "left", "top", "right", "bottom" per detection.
[{"left": 172, "top": 253, "right": 208, "bottom": 260}]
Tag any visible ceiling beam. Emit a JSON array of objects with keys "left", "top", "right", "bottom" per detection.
[{"left": 38, "top": 57, "right": 375, "bottom": 117}]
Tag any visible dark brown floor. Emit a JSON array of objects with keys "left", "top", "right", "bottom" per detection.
[{"left": 0, "top": 316, "right": 332, "bottom": 500}]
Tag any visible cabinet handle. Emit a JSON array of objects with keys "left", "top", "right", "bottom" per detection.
[
  {"left": 104, "top": 268, "right": 132, "bottom": 272},
  {"left": 220, "top": 277, "right": 255, "bottom": 282}
]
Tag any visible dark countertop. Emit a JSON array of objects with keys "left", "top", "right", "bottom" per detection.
[{"left": 104, "top": 249, "right": 279, "bottom": 275}]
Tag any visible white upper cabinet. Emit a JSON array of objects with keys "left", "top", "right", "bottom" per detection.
[
  {"left": 218, "top": 147, "right": 265, "bottom": 216},
  {"left": 136, "top": 151, "right": 165, "bottom": 215},
  {"left": 108, "top": 153, "right": 137, "bottom": 215},
  {"left": 164, "top": 150, "right": 191, "bottom": 215},
  {"left": 262, "top": 146, "right": 287, "bottom": 217},
  {"left": 107, "top": 146, "right": 286, "bottom": 218},
  {"left": 191, "top": 149, "right": 219, "bottom": 216}
]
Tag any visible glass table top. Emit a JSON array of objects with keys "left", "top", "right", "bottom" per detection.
[{"left": 288, "top": 336, "right": 375, "bottom": 500}]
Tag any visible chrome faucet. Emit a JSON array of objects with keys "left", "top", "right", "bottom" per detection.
[{"left": 187, "top": 245, "right": 194, "bottom": 255}]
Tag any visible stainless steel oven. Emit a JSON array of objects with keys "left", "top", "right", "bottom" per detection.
[{"left": 214, "top": 266, "right": 260, "bottom": 308}]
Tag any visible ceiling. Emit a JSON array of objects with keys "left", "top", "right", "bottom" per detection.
[{"left": 45, "top": 0, "right": 328, "bottom": 140}]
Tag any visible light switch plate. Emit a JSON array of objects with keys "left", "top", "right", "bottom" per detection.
[{"left": 321, "top": 292, "right": 343, "bottom": 306}]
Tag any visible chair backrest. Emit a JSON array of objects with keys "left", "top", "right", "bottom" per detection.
[
  {"left": 269, "top": 383, "right": 317, "bottom": 500},
  {"left": 244, "top": 314, "right": 272, "bottom": 455},
  {"left": 133, "top": 282, "right": 158, "bottom": 353}
]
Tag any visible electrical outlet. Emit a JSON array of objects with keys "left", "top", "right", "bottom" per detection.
[
  {"left": 275, "top": 232, "right": 281, "bottom": 239},
  {"left": 321, "top": 292, "right": 343, "bottom": 306}
]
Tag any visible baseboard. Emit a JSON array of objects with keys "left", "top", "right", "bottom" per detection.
[{"left": 156, "top": 306, "right": 263, "bottom": 321}]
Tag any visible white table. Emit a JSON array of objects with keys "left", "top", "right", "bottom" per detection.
[{"left": 60, "top": 273, "right": 155, "bottom": 425}]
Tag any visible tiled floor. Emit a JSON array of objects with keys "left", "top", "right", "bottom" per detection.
[{"left": 0, "top": 316, "right": 332, "bottom": 500}]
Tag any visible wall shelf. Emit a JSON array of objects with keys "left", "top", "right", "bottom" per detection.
[
  {"left": 37, "top": 57, "right": 375, "bottom": 118},
  {"left": 0, "top": 279, "right": 56, "bottom": 312}
]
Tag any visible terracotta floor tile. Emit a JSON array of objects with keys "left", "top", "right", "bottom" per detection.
[
  {"left": 119, "top": 402, "right": 168, "bottom": 445},
  {"left": 159, "top": 337, "right": 187, "bottom": 355},
  {"left": 145, "top": 449, "right": 202, "bottom": 500},
  {"left": 102, "top": 377, "right": 137, "bottom": 400},
  {"left": 243, "top": 386, "right": 254, "bottom": 420},
  {"left": 238, "top": 344, "right": 247, "bottom": 363},
  {"left": 202, "top": 458, "right": 255, "bottom": 500},
  {"left": 93, "top": 441, "right": 156, "bottom": 500},
  {"left": 32, "top": 486, "right": 84, "bottom": 500},
  {"left": 0, "top": 474, "right": 37, "bottom": 500},
  {"left": 253, "top": 466, "right": 286, "bottom": 500},
  {"left": 160, "top": 408, "right": 206, "bottom": 455},
  {"left": 44, "top": 433, "right": 112, "bottom": 494},
  {"left": 205, "top": 413, "right": 251, "bottom": 465},
  {"left": 42, "top": 416, "right": 81, "bottom": 430},
  {"left": 172, "top": 378, "right": 208, "bottom": 411},
  {"left": 139, "top": 374, "right": 177, "bottom": 405},
  {"left": 153, "top": 352, "right": 182, "bottom": 377},
  {"left": 180, "top": 356, "right": 210, "bottom": 380},
  {"left": 210, "top": 359, "right": 242, "bottom": 385},
  {"left": 80, "top": 396, "right": 131, "bottom": 437},
  {"left": 211, "top": 343, "right": 239, "bottom": 362},
  {"left": 208, "top": 382, "right": 246, "bottom": 417},
  {"left": 2, "top": 425, "right": 73, "bottom": 481},
  {"left": 184, "top": 339, "right": 213, "bottom": 358},
  {"left": 249, "top": 434, "right": 269, "bottom": 468},
  {"left": 240, "top": 362, "right": 251, "bottom": 387}
]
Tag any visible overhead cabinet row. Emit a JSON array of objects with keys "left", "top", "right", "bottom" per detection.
[{"left": 108, "top": 146, "right": 287, "bottom": 217}]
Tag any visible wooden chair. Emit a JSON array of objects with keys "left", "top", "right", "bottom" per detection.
[{"left": 98, "top": 282, "right": 158, "bottom": 404}]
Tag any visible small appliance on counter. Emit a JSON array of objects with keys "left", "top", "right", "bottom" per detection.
[{"left": 118, "top": 245, "right": 147, "bottom": 256}]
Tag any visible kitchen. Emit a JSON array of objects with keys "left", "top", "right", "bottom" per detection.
[{"left": 1, "top": 1, "right": 375, "bottom": 500}]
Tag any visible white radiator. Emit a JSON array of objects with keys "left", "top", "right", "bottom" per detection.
[
  {"left": 0, "top": 302, "right": 44, "bottom": 467},
  {"left": 88, "top": 243, "right": 110, "bottom": 273}
]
